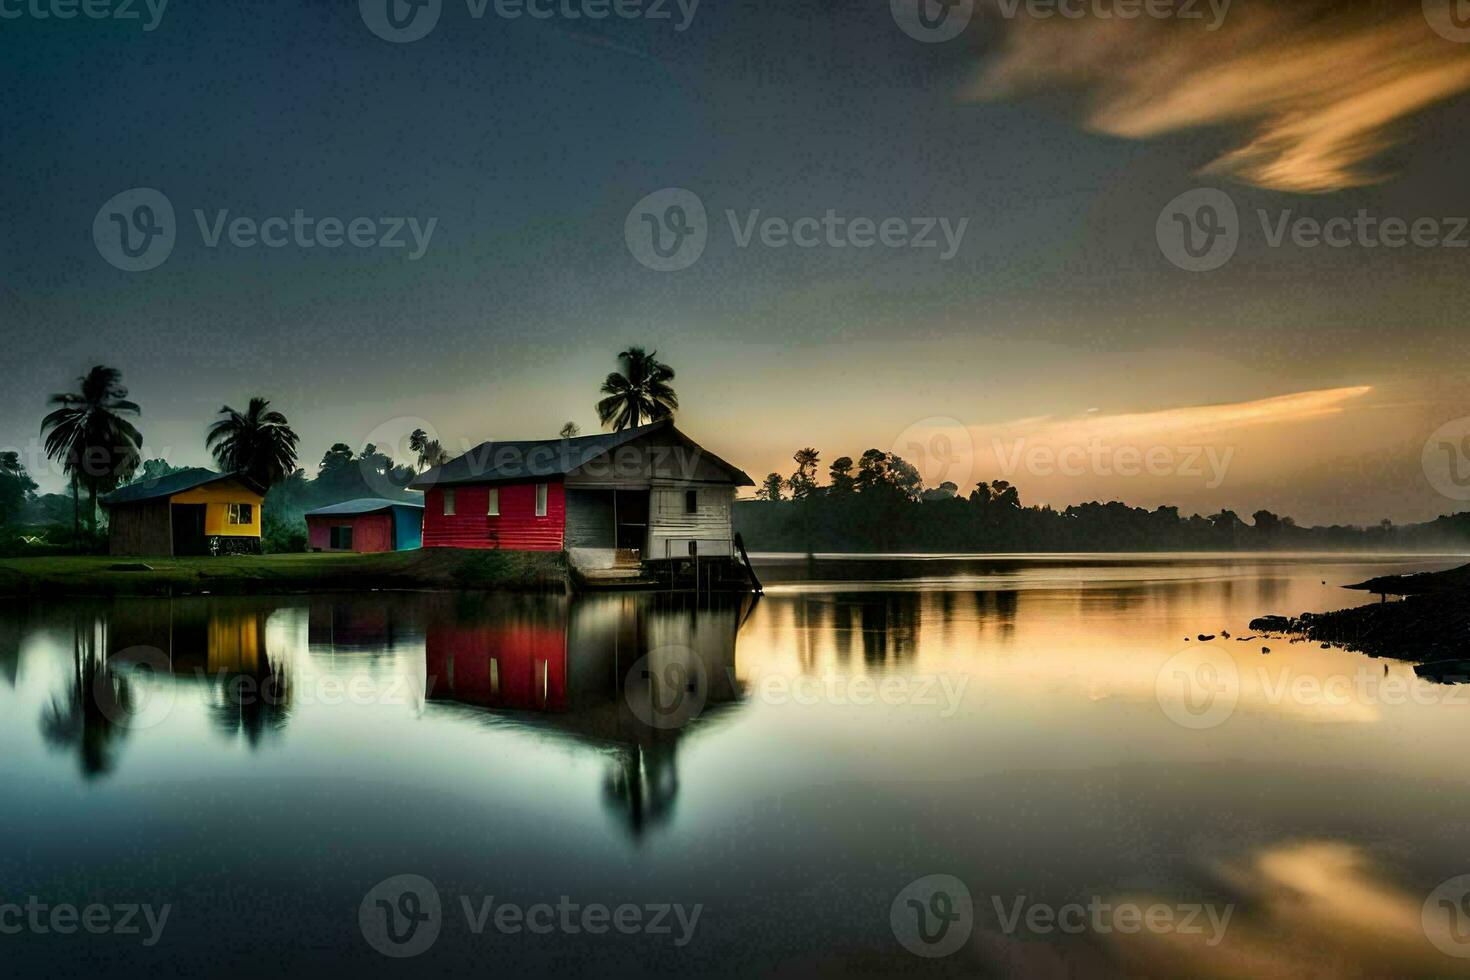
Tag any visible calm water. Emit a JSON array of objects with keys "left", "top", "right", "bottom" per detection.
[{"left": 4, "top": 554, "right": 1470, "bottom": 978}]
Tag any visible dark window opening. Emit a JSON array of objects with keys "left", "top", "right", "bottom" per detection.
[
  {"left": 685, "top": 490, "right": 698, "bottom": 514},
  {"left": 330, "top": 526, "right": 354, "bottom": 550}
]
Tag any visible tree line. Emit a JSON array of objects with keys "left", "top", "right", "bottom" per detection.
[
  {"left": 736, "top": 446, "right": 1470, "bottom": 553},
  {"left": 4, "top": 346, "right": 681, "bottom": 554}
]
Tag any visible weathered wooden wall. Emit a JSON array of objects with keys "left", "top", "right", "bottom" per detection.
[
  {"left": 646, "top": 486, "right": 735, "bottom": 560},
  {"left": 108, "top": 500, "right": 173, "bottom": 556}
]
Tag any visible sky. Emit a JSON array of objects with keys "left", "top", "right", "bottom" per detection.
[{"left": 3, "top": 0, "right": 1470, "bottom": 525}]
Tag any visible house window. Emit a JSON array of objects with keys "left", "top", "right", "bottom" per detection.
[
  {"left": 487, "top": 488, "right": 499, "bottom": 516},
  {"left": 227, "top": 503, "right": 253, "bottom": 525},
  {"left": 685, "top": 490, "right": 698, "bottom": 514},
  {"left": 330, "top": 525, "right": 354, "bottom": 550},
  {"left": 443, "top": 488, "right": 456, "bottom": 516},
  {"left": 535, "top": 483, "right": 548, "bottom": 517}
]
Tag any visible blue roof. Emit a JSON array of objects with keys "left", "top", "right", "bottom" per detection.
[
  {"left": 102, "top": 468, "right": 264, "bottom": 506},
  {"left": 304, "top": 497, "right": 424, "bottom": 517}
]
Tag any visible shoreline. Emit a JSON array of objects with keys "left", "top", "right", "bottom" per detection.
[
  {"left": 0, "top": 550, "right": 569, "bottom": 599},
  {"left": 1250, "top": 562, "right": 1470, "bottom": 663}
]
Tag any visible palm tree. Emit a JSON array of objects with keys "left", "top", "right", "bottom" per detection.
[
  {"left": 596, "top": 347, "right": 678, "bottom": 431},
  {"left": 409, "top": 428, "right": 429, "bottom": 469},
  {"left": 41, "top": 365, "right": 143, "bottom": 541},
  {"left": 206, "top": 397, "right": 299, "bottom": 488},
  {"left": 408, "top": 428, "right": 451, "bottom": 470}
]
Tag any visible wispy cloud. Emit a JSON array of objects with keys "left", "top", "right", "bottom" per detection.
[
  {"left": 979, "top": 385, "right": 1374, "bottom": 446},
  {"left": 970, "top": 2, "right": 1470, "bottom": 192}
]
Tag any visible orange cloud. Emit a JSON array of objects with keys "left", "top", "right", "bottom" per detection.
[{"left": 971, "top": 3, "right": 1470, "bottom": 192}]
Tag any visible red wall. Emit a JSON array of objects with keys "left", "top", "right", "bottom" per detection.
[
  {"left": 425, "top": 622, "right": 568, "bottom": 712},
  {"left": 421, "top": 481, "right": 565, "bottom": 551},
  {"left": 307, "top": 513, "right": 393, "bottom": 553}
]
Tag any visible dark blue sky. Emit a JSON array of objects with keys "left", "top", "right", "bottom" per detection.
[{"left": 4, "top": 0, "right": 1470, "bottom": 522}]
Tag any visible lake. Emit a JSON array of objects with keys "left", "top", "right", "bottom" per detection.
[{"left": 3, "top": 553, "right": 1470, "bottom": 977}]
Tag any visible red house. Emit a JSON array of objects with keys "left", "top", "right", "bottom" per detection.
[
  {"left": 304, "top": 498, "right": 424, "bottom": 552},
  {"left": 408, "top": 421, "right": 753, "bottom": 576}
]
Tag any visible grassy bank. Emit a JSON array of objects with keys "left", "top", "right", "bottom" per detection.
[{"left": 0, "top": 549, "right": 568, "bottom": 598}]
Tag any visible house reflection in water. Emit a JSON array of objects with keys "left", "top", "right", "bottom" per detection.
[
  {"left": 104, "top": 597, "right": 291, "bottom": 746},
  {"left": 424, "top": 593, "right": 754, "bottom": 838}
]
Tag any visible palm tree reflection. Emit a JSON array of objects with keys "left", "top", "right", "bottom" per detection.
[{"left": 39, "top": 616, "right": 135, "bottom": 779}]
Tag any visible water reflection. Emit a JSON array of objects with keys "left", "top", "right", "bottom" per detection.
[
  {"left": 38, "top": 616, "right": 136, "bottom": 779},
  {"left": 422, "top": 593, "right": 751, "bottom": 837},
  {"left": 4, "top": 556, "right": 1469, "bottom": 977}
]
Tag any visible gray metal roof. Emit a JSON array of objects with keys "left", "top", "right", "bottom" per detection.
[
  {"left": 101, "top": 468, "right": 265, "bottom": 506},
  {"left": 304, "top": 497, "right": 424, "bottom": 517},
  {"left": 407, "top": 420, "right": 753, "bottom": 489}
]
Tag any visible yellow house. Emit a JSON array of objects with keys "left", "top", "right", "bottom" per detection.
[{"left": 101, "top": 468, "right": 266, "bottom": 556}]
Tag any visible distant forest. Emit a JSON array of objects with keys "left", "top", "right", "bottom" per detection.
[{"left": 733, "top": 449, "right": 1470, "bottom": 553}]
